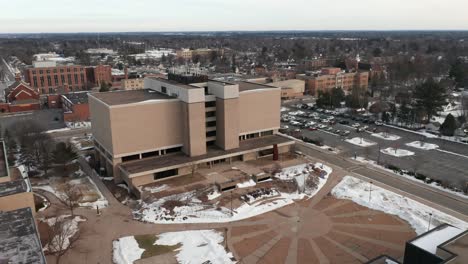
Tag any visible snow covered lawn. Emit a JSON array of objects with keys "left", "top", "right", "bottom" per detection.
[
  {"left": 345, "top": 137, "right": 377, "bottom": 147},
  {"left": 371, "top": 132, "right": 401, "bottom": 141},
  {"left": 332, "top": 176, "right": 468, "bottom": 234},
  {"left": 236, "top": 179, "right": 256, "bottom": 188},
  {"left": 34, "top": 176, "right": 108, "bottom": 209},
  {"left": 134, "top": 163, "right": 331, "bottom": 224},
  {"left": 380, "top": 147, "right": 415, "bottom": 157},
  {"left": 113, "top": 230, "right": 235, "bottom": 264},
  {"left": 42, "top": 215, "right": 86, "bottom": 253},
  {"left": 406, "top": 141, "right": 439, "bottom": 150},
  {"left": 113, "top": 236, "right": 145, "bottom": 264}
]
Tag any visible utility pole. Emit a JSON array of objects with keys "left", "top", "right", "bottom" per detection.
[
  {"left": 428, "top": 213, "right": 433, "bottom": 231},
  {"left": 369, "top": 181, "right": 373, "bottom": 203},
  {"left": 230, "top": 190, "right": 233, "bottom": 216}
]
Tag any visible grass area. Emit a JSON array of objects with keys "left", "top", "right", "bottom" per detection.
[{"left": 135, "top": 234, "right": 181, "bottom": 259}]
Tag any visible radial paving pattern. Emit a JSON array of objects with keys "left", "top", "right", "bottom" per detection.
[{"left": 229, "top": 196, "right": 416, "bottom": 264}]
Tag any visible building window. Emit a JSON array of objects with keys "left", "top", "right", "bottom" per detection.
[
  {"left": 161, "top": 86, "right": 167, "bottom": 93},
  {"left": 54, "top": 75, "right": 59, "bottom": 85},
  {"left": 68, "top": 75, "right": 72, "bottom": 84},
  {"left": 205, "top": 111, "right": 216, "bottom": 118},
  {"left": 142, "top": 151, "right": 159, "bottom": 158},
  {"left": 74, "top": 74, "right": 78, "bottom": 83},
  {"left": 206, "top": 131, "right": 216, "bottom": 137},
  {"left": 33, "top": 77, "right": 38, "bottom": 87},
  {"left": 205, "top": 101, "right": 216, "bottom": 108},
  {"left": 61, "top": 75, "right": 65, "bottom": 83},
  {"left": 81, "top": 74, "right": 85, "bottom": 83},
  {"left": 166, "top": 146, "right": 182, "bottom": 154},
  {"left": 153, "top": 169, "right": 178, "bottom": 180},
  {"left": 206, "top": 121, "right": 216, "bottom": 127},
  {"left": 122, "top": 154, "right": 140, "bottom": 162}
]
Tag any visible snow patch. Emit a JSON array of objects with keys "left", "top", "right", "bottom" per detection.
[
  {"left": 345, "top": 137, "right": 377, "bottom": 147},
  {"left": 380, "top": 147, "right": 415, "bottom": 157},
  {"left": 112, "top": 236, "right": 145, "bottom": 264},
  {"left": 406, "top": 141, "right": 439, "bottom": 150},
  {"left": 371, "top": 132, "right": 401, "bottom": 141},
  {"left": 332, "top": 176, "right": 468, "bottom": 234}
]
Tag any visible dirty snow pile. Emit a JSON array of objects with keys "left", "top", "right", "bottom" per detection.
[
  {"left": 406, "top": 141, "right": 439, "bottom": 150},
  {"left": 380, "top": 147, "right": 415, "bottom": 157},
  {"left": 236, "top": 179, "right": 256, "bottom": 188},
  {"left": 113, "top": 230, "right": 235, "bottom": 264},
  {"left": 134, "top": 163, "right": 331, "bottom": 224},
  {"left": 142, "top": 184, "right": 169, "bottom": 194},
  {"left": 332, "top": 176, "right": 468, "bottom": 234},
  {"left": 43, "top": 215, "right": 86, "bottom": 253},
  {"left": 371, "top": 132, "right": 401, "bottom": 141},
  {"left": 345, "top": 137, "right": 377, "bottom": 147},
  {"left": 113, "top": 236, "right": 145, "bottom": 264},
  {"left": 155, "top": 230, "right": 235, "bottom": 264}
]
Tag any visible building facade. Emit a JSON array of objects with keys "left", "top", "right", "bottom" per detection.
[
  {"left": 297, "top": 67, "right": 369, "bottom": 96},
  {"left": 61, "top": 91, "right": 90, "bottom": 122},
  {"left": 1, "top": 74, "right": 41, "bottom": 113},
  {"left": 25, "top": 64, "right": 88, "bottom": 94},
  {"left": 121, "top": 78, "right": 145, "bottom": 90},
  {"left": 90, "top": 75, "right": 293, "bottom": 194}
]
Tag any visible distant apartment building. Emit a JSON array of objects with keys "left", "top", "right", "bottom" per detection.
[
  {"left": 25, "top": 61, "right": 112, "bottom": 95},
  {"left": 270, "top": 79, "right": 305, "bottom": 99},
  {"left": 297, "top": 67, "right": 369, "bottom": 96},
  {"left": 121, "top": 78, "right": 145, "bottom": 90},
  {"left": 176, "top": 48, "right": 222, "bottom": 60},
  {"left": 303, "top": 58, "right": 330, "bottom": 71},
  {"left": 89, "top": 74, "right": 293, "bottom": 195}
]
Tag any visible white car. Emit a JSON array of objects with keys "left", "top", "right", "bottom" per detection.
[
  {"left": 375, "top": 120, "right": 383, "bottom": 126},
  {"left": 318, "top": 124, "right": 327, "bottom": 129},
  {"left": 352, "top": 123, "right": 360, "bottom": 128},
  {"left": 290, "top": 121, "right": 301, "bottom": 126}
]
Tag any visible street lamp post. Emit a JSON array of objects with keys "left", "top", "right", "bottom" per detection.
[
  {"left": 230, "top": 190, "right": 233, "bottom": 216},
  {"left": 369, "top": 181, "right": 373, "bottom": 203},
  {"left": 428, "top": 213, "right": 433, "bottom": 231}
]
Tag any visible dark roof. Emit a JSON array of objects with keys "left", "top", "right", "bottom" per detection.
[
  {"left": 7, "top": 81, "right": 21, "bottom": 90},
  {"left": 236, "top": 81, "right": 277, "bottom": 92},
  {"left": 91, "top": 89, "right": 175, "bottom": 106},
  {"left": 0, "top": 178, "right": 30, "bottom": 197},
  {"left": 120, "top": 135, "right": 294, "bottom": 175},
  {"left": 0, "top": 208, "right": 47, "bottom": 264},
  {"left": 62, "top": 92, "right": 89, "bottom": 105}
]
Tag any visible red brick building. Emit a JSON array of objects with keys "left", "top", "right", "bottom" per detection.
[
  {"left": 24, "top": 64, "right": 112, "bottom": 95},
  {"left": 25, "top": 65, "right": 87, "bottom": 95},
  {"left": 1, "top": 75, "right": 41, "bottom": 113},
  {"left": 86, "top": 65, "right": 112, "bottom": 86},
  {"left": 61, "top": 92, "right": 90, "bottom": 122}
]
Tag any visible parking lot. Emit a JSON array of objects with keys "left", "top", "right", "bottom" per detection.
[{"left": 281, "top": 103, "right": 468, "bottom": 189}]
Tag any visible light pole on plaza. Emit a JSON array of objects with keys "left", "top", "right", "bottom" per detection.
[
  {"left": 428, "top": 212, "right": 433, "bottom": 231},
  {"left": 369, "top": 181, "right": 373, "bottom": 203}
]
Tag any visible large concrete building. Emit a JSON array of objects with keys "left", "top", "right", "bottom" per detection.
[
  {"left": 297, "top": 67, "right": 369, "bottom": 96},
  {"left": 89, "top": 75, "right": 294, "bottom": 194}
]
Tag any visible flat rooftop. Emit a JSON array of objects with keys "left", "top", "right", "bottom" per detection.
[
  {"left": 0, "top": 141, "right": 7, "bottom": 178},
  {"left": 0, "top": 208, "right": 46, "bottom": 264},
  {"left": 236, "top": 81, "right": 277, "bottom": 92},
  {"left": 120, "top": 135, "right": 294, "bottom": 175},
  {"left": 62, "top": 91, "right": 89, "bottom": 105},
  {"left": 0, "top": 178, "right": 30, "bottom": 197},
  {"left": 148, "top": 77, "right": 200, "bottom": 89},
  {"left": 91, "top": 89, "right": 174, "bottom": 106}
]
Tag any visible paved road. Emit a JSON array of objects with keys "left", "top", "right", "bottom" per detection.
[
  {"left": 294, "top": 141, "right": 468, "bottom": 219},
  {"left": 282, "top": 106, "right": 468, "bottom": 188},
  {"left": 0, "top": 109, "right": 65, "bottom": 131}
]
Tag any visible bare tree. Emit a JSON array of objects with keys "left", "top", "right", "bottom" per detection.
[
  {"left": 62, "top": 184, "right": 83, "bottom": 216},
  {"left": 46, "top": 217, "right": 81, "bottom": 264}
]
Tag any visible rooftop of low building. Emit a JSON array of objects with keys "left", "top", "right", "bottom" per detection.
[
  {"left": 91, "top": 89, "right": 175, "bottom": 106},
  {"left": 61, "top": 91, "right": 90, "bottom": 105},
  {"left": 0, "top": 178, "right": 31, "bottom": 198},
  {"left": 236, "top": 81, "right": 277, "bottom": 92},
  {"left": 0, "top": 208, "right": 46, "bottom": 264}
]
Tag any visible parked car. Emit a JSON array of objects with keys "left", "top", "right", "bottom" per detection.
[
  {"left": 318, "top": 124, "right": 327, "bottom": 129},
  {"left": 328, "top": 120, "right": 336, "bottom": 125},
  {"left": 333, "top": 129, "right": 341, "bottom": 134},
  {"left": 356, "top": 127, "right": 365, "bottom": 132},
  {"left": 375, "top": 120, "right": 383, "bottom": 126},
  {"left": 340, "top": 130, "right": 351, "bottom": 136},
  {"left": 352, "top": 123, "right": 360, "bottom": 128},
  {"left": 290, "top": 120, "right": 301, "bottom": 126},
  {"left": 308, "top": 126, "right": 318, "bottom": 131},
  {"left": 339, "top": 120, "right": 350, "bottom": 125}
]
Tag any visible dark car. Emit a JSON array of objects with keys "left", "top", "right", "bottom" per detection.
[{"left": 338, "top": 120, "right": 350, "bottom": 125}]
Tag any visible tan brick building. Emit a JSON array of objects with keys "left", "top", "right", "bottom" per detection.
[
  {"left": 297, "top": 67, "right": 369, "bottom": 96},
  {"left": 90, "top": 75, "right": 293, "bottom": 194},
  {"left": 121, "top": 78, "right": 145, "bottom": 90}
]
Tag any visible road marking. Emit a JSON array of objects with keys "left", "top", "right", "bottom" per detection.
[{"left": 436, "top": 149, "right": 468, "bottom": 159}]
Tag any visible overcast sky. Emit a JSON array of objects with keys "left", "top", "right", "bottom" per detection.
[{"left": 1, "top": 0, "right": 468, "bottom": 33}]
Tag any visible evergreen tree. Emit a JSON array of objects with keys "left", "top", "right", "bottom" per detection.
[
  {"left": 440, "top": 114, "right": 457, "bottom": 136},
  {"left": 413, "top": 79, "right": 447, "bottom": 122},
  {"left": 397, "top": 102, "right": 411, "bottom": 126},
  {"left": 99, "top": 81, "right": 110, "bottom": 92}
]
